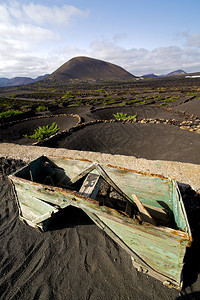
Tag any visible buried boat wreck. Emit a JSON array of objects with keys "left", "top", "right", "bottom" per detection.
[{"left": 8, "top": 155, "right": 192, "bottom": 289}]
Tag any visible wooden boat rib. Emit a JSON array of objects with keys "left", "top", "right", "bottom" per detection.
[{"left": 8, "top": 155, "right": 192, "bottom": 289}]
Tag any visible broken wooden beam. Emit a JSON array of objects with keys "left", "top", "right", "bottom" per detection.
[
  {"left": 132, "top": 194, "right": 156, "bottom": 225},
  {"left": 79, "top": 173, "right": 102, "bottom": 199}
]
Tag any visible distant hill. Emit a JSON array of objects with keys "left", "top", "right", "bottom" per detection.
[
  {"left": 0, "top": 74, "right": 49, "bottom": 87},
  {"left": 140, "top": 70, "right": 188, "bottom": 79},
  {"left": 166, "top": 70, "right": 187, "bottom": 76},
  {"left": 0, "top": 78, "right": 10, "bottom": 87},
  {"left": 141, "top": 74, "right": 158, "bottom": 78},
  {"left": 186, "top": 71, "right": 200, "bottom": 77},
  {"left": 48, "top": 56, "right": 136, "bottom": 83}
]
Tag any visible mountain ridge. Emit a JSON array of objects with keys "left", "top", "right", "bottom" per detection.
[
  {"left": 1, "top": 55, "right": 200, "bottom": 87},
  {"left": 166, "top": 69, "right": 187, "bottom": 76},
  {"left": 0, "top": 74, "right": 49, "bottom": 87},
  {"left": 47, "top": 56, "right": 136, "bottom": 83}
]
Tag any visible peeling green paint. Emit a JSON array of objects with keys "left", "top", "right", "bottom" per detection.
[{"left": 9, "top": 155, "right": 192, "bottom": 289}]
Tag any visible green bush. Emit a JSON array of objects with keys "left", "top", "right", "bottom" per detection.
[
  {"left": 62, "top": 91, "right": 73, "bottom": 99},
  {"left": 119, "top": 101, "right": 126, "bottom": 106},
  {"left": 36, "top": 105, "right": 47, "bottom": 112},
  {"left": 24, "top": 122, "right": 59, "bottom": 141},
  {"left": 187, "top": 92, "right": 197, "bottom": 96},
  {"left": 0, "top": 110, "right": 22, "bottom": 119},
  {"left": 8, "top": 94, "right": 16, "bottom": 99},
  {"left": 67, "top": 103, "right": 79, "bottom": 107},
  {"left": 95, "top": 88, "right": 105, "bottom": 92},
  {"left": 113, "top": 112, "right": 137, "bottom": 120}
]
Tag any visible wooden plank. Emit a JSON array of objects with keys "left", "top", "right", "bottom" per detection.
[
  {"left": 132, "top": 194, "right": 156, "bottom": 225},
  {"left": 95, "top": 164, "right": 139, "bottom": 213},
  {"left": 48, "top": 156, "right": 93, "bottom": 182},
  {"left": 98, "top": 213, "right": 186, "bottom": 284},
  {"left": 17, "top": 191, "right": 56, "bottom": 215},
  {"left": 70, "top": 164, "right": 96, "bottom": 184},
  {"left": 79, "top": 173, "right": 102, "bottom": 199},
  {"left": 102, "top": 165, "right": 173, "bottom": 210},
  {"left": 82, "top": 210, "right": 181, "bottom": 289},
  {"left": 144, "top": 204, "right": 170, "bottom": 226},
  {"left": 11, "top": 161, "right": 190, "bottom": 238},
  {"left": 11, "top": 178, "right": 68, "bottom": 206}
]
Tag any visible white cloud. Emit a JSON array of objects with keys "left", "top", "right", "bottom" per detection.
[
  {"left": 21, "top": 39, "right": 200, "bottom": 78},
  {"left": 0, "top": 1, "right": 89, "bottom": 26},
  {"left": 0, "top": 2, "right": 200, "bottom": 78},
  {"left": 86, "top": 41, "right": 200, "bottom": 75},
  {"left": 22, "top": 3, "right": 89, "bottom": 26},
  {"left": 185, "top": 34, "right": 200, "bottom": 47},
  {"left": 1, "top": 35, "right": 200, "bottom": 78},
  {"left": 0, "top": 1, "right": 90, "bottom": 78},
  {"left": 113, "top": 33, "right": 127, "bottom": 43},
  {"left": 0, "top": 3, "right": 11, "bottom": 23},
  {"left": 0, "top": 23, "right": 56, "bottom": 42}
]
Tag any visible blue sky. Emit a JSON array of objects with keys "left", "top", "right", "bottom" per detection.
[{"left": 0, "top": 0, "right": 200, "bottom": 78}]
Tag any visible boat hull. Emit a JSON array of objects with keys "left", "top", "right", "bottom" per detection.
[{"left": 9, "top": 155, "right": 192, "bottom": 289}]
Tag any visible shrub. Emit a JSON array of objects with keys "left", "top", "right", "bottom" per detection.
[
  {"left": 24, "top": 122, "right": 59, "bottom": 141},
  {"left": 113, "top": 112, "right": 137, "bottom": 120},
  {"left": 67, "top": 104, "right": 79, "bottom": 107},
  {"left": 186, "top": 92, "right": 197, "bottom": 96},
  {"left": 119, "top": 101, "right": 126, "bottom": 106},
  {"left": 8, "top": 94, "right": 16, "bottom": 99},
  {"left": 36, "top": 105, "right": 47, "bottom": 112},
  {"left": 0, "top": 110, "right": 22, "bottom": 119},
  {"left": 62, "top": 91, "right": 73, "bottom": 99},
  {"left": 95, "top": 88, "right": 105, "bottom": 92}
]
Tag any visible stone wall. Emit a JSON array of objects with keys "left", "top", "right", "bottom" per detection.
[{"left": 0, "top": 143, "right": 199, "bottom": 192}]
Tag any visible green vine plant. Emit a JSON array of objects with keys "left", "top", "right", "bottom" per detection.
[
  {"left": 113, "top": 112, "right": 137, "bottom": 120},
  {"left": 0, "top": 110, "right": 22, "bottom": 118},
  {"left": 24, "top": 122, "right": 59, "bottom": 141},
  {"left": 36, "top": 105, "right": 47, "bottom": 112}
]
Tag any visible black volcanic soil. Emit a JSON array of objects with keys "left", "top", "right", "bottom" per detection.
[
  {"left": 1, "top": 105, "right": 200, "bottom": 164},
  {"left": 45, "top": 122, "right": 200, "bottom": 164},
  {"left": 0, "top": 159, "right": 179, "bottom": 300},
  {"left": 0, "top": 115, "right": 79, "bottom": 145},
  {"left": 90, "top": 106, "right": 187, "bottom": 121},
  {"left": 1, "top": 78, "right": 200, "bottom": 299},
  {"left": 0, "top": 158, "right": 200, "bottom": 300},
  {"left": 174, "top": 99, "right": 200, "bottom": 117},
  {"left": 1, "top": 158, "right": 200, "bottom": 300}
]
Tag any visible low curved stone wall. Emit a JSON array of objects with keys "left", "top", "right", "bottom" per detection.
[
  {"left": 36, "top": 116, "right": 200, "bottom": 148},
  {"left": 0, "top": 113, "right": 81, "bottom": 128}
]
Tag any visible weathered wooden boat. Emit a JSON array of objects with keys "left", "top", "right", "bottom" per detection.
[{"left": 9, "top": 155, "right": 192, "bottom": 289}]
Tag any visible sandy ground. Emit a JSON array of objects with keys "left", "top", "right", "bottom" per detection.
[
  {"left": 0, "top": 115, "right": 79, "bottom": 145},
  {"left": 0, "top": 158, "right": 196, "bottom": 300},
  {"left": 0, "top": 101, "right": 200, "bottom": 299},
  {"left": 90, "top": 106, "right": 187, "bottom": 121},
  {"left": 174, "top": 99, "right": 200, "bottom": 118},
  {"left": 44, "top": 122, "right": 200, "bottom": 165}
]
